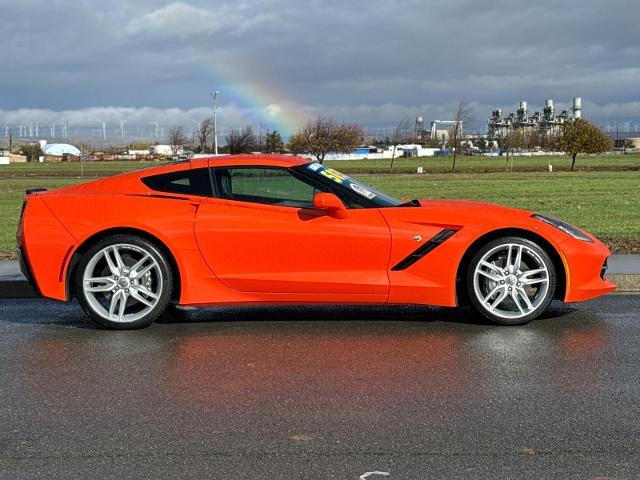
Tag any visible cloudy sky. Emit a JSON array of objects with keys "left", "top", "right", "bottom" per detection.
[{"left": 1, "top": 0, "right": 639, "bottom": 136}]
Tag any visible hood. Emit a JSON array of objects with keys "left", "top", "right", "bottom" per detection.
[
  {"left": 380, "top": 197, "right": 535, "bottom": 231},
  {"left": 417, "top": 198, "right": 529, "bottom": 214}
]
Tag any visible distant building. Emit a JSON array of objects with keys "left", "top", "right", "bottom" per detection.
[
  {"left": 150, "top": 145, "right": 183, "bottom": 156},
  {"left": 396, "top": 144, "right": 439, "bottom": 157},
  {"left": 0, "top": 153, "right": 27, "bottom": 165},
  {"left": 627, "top": 138, "right": 640, "bottom": 148},
  {"left": 488, "top": 97, "right": 582, "bottom": 139},
  {"left": 42, "top": 143, "right": 81, "bottom": 157},
  {"left": 430, "top": 121, "right": 460, "bottom": 145},
  {"left": 128, "top": 149, "right": 151, "bottom": 156}
]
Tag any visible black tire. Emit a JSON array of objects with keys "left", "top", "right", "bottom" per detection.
[
  {"left": 74, "top": 234, "right": 173, "bottom": 329},
  {"left": 466, "top": 236, "right": 556, "bottom": 325}
]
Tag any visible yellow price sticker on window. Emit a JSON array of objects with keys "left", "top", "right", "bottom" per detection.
[{"left": 320, "top": 168, "right": 348, "bottom": 184}]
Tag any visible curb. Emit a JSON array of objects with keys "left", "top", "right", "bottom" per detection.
[
  {"left": 0, "top": 274, "right": 638, "bottom": 300},
  {"left": 607, "top": 275, "right": 640, "bottom": 293},
  {"left": 0, "top": 276, "right": 37, "bottom": 298}
]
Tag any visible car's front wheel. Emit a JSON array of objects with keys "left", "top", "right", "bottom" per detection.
[
  {"left": 466, "top": 236, "right": 556, "bottom": 325},
  {"left": 75, "top": 235, "right": 173, "bottom": 329}
]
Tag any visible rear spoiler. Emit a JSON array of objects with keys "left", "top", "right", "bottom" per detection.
[{"left": 26, "top": 188, "right": 48, "bottom": 195}]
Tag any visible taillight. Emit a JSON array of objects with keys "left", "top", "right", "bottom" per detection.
[
  {"left": 19, "top": 199, "right": 27, "bottom": 219},
  {"left": 17, "top": 199, "right": 27, "bottom": 244}
]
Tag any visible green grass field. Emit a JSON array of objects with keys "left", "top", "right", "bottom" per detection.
[
  {"left": 325, "top": 153, "right": 640, "bottom": 174},
  {"left": 0, "top": 178, "right": 86, "bottom": 258},
  {"left": 1, "top": 168, "right": 638, "bottom": 258},
  {"left": 0, "top": 160, "right": 163, "bottom": 178},
  {"left": 364, "top": 171, "right": 640, "bottom": 250},
  {"left": 1, "top": 153, "right": 639, "bottom": 178}
]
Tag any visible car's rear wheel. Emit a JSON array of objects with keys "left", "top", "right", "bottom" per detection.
[
  {"left": 75, "top": 235, "right": 172, "bottom": 329},
  {"left": 466, "top": 237, "right": 556, "bottom": 325}
]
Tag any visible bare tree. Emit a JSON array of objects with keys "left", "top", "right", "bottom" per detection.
[
  {"left": 389, "top": 118, "right": 411, "bottom": 172},
  {"left": 499, "top": 130, "right": 525, "bottom": 171},
  {"left": 225, "top": 125, "right": 257, "bottom": 154},
  {"left": 448, "top": 100, "right": 474, "bottom": 172},
  {"left": 265, "top": 130, "right": 284, "bottom": 153},
  {"left": 197, "top": 118, "right": 214, "bottom": 153},
  {"left": 168, "top": 126, "right": 188, "bottom": 155},
  {"left": 288, "top": 117, "right": 363, "bottom": 164}
]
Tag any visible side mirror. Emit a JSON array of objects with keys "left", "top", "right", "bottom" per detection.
[{"left": 313, "top": 192, "right": 348, "bottom": 218}]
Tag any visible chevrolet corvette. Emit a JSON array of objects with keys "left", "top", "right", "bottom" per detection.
[{"left": 17, "top": 154, "right": 615, "bottom": 329}]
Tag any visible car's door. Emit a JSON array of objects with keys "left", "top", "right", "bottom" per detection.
[{"left": 194, "top": 166, "right": 391, "bottom": 296}]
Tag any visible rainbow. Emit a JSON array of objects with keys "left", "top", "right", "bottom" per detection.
[{"left": 205, "top": 61, "right": 308, "bottom": 137}]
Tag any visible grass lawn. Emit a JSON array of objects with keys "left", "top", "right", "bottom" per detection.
[
  {"left": 0, "top": 178, "right": 85, "bottom": 259},
  {"left": 326, "top": 153, "right": 640, "bottom": 174},
  {"left": 1, "top": 169, "right": 638, "bottom": 259},
  {"left": 363, "top": 171, "right": 640, "bottom": 251},
  {"left": 1, "top": 154, "right": 639, "bottom": 179},
  {"left": 0, "top": 160, "right": 163, "bottom": 178}
]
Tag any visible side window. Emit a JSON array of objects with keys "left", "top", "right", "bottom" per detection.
[
  {"left": 142, "top": 168, "right": 212, "bottom": 197},
  {"left": 214, "top": 167, "right": 317, "bottom": 208}
]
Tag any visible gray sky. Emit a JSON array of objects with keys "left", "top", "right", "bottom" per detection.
[{"left": 1, "top": 0, "right": 639, "bottom": 134}]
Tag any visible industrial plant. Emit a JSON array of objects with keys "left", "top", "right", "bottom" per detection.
[{"left": 488, "top": 97, "right": 583, "bottom": 139}]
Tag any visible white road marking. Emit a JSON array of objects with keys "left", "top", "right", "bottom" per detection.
[{"left": 360, "top": 472, "right": 390, "bottom": 479}]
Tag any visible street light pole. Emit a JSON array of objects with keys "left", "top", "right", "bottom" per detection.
[{"left": 211, "top": 90, "right": 220, "bottom": 156}]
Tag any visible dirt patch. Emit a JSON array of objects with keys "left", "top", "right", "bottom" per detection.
[
  {"left": 600, "top": 238, "right": 640, "bottom": 255},
  {"left": 0, "top": 249, "right": 17, "bottom": 260}
]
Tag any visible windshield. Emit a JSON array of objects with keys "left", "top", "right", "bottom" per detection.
[{"left": 302, "top": 162, "right": 402, "bottom": 207}]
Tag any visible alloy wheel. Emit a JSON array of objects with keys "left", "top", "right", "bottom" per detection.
[
  {"left": 82, "top": 243, "right": 163, "bottom": 323},
  {"left": 472, "top": 242, "right": 550, "bottom": 320}
]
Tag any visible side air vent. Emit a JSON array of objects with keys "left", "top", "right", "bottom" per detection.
[
  {"left": 600, "top": 257, "right": 608, "bottom": 279},
  {"left": 391, "top": 229, "right": 458, "bottom": 271}
]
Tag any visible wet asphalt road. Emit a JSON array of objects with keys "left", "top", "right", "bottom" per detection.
[{"left": 0, "top": 296, "right": 639, "bottom": 479}]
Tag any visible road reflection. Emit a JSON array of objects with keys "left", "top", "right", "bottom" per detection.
[{"left": 15, "top": 304, "right": 612, "bottom": 424}]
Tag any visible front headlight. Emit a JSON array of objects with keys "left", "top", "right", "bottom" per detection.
[{"left": 531, "top": 214, "right": 593, "bottom": 242}]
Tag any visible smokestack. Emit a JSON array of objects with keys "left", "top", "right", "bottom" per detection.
[
  {"left": 518, "top": 100, "right": 528, "bottom": 119},
  {"left": 573, "top": 97, "right": 582, "bottom": 119}
]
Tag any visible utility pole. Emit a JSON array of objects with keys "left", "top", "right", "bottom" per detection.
[{"left": 211, "top": 90, "right": 220, "bottom": 156}]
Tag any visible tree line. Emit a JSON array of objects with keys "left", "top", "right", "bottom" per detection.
[
  {"left": 169, "top": 117, "right": 365, "bottom": 162},
  {"left": 169, "top": 110, "right": 614, "bottom": 172}
]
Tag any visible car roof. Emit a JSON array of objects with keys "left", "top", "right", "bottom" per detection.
[
  {"left": 190, "top": 154, "right": 310, "bottom": 170},
  {"left": 46, "top": 154, "right": 312, "bottom": 196}
]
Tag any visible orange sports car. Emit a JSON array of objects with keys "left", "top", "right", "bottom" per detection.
[{"left": 17, "top": 154, "right": 615, "bottom": 329}]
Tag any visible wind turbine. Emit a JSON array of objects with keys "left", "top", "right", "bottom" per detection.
[
  {"left": 51, "top": 123, "right": 56, "bottom": 138},
  {"left": 115, "top": 116, "right": 126, "bottom": 137}
]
